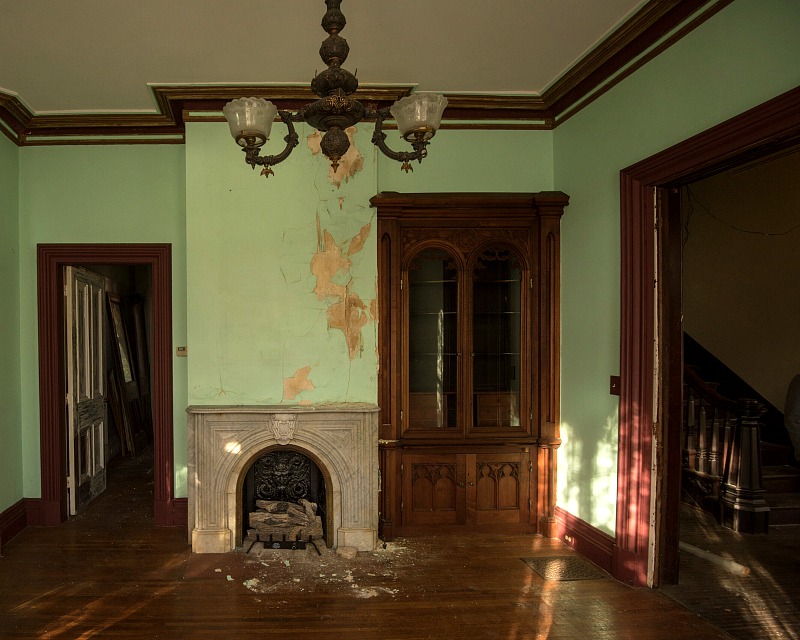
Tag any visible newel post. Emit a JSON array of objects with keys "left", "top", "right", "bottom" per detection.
[{"left": 719, "top": 399, "right": 770, "bottom": 534}]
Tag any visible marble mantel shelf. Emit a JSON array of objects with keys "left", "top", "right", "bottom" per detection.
[
  {"left": 187, "top": 404, "right": 379, "bottom": 554},
  {"left": 186, "top": 403, "right": 379, "bottom": 414}
]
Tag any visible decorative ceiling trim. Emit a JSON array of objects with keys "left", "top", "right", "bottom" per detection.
[{"left": 0, "top": 0, "right": 728, "bottom": 146}]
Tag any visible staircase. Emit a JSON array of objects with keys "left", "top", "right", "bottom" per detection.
[{"left": 682, "top": 334, "right": 800, "bottom": 531}]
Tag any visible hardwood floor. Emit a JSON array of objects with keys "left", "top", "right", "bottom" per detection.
[
  {"left": 660, "top": 504, "right": 800, "bottom": 640},
  {"left": 0, "top": 451, "right": 731, "bottom": 640}
]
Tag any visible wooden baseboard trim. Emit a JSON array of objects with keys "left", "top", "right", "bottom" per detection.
[
  {"left": 172, "top": 498, "right": 188, "bottom": 528},
  {"left": 554, "top": 506, "right": 615, "bottom": 575},
  {"left": 0, "top": 499, "right": 28, "bottom": 554}
]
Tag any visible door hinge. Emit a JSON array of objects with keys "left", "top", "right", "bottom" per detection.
[
  {"left": 400, "top": 463, "right": 404, "bottom": 475},
  {"left": 64, "top": 283, "right": 68, "bottom": 297},
  {"left": 529, "top": 410, "right": 533, "bottom": 426},
  {"left": 66, "top": 476, "right": 73, "bottom": 491},
  {"left": 528, "top": 498, "right": 532, "bottom": 509},
  {"left": 529, "top": 460, "right": 533, "bottom": 473},
  {"left": 400, "top": 500, "right": 404, "bottom": 513},
  {"left": 400, "top": 410, "right": 403, "bottom": 423},
  {"left": 400, "top": 278, "right": 403, "bottom": 291},
  {"left": 530, "top": 278, "right": 533, "bottom": 290}
]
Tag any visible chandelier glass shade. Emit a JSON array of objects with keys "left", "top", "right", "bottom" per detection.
[{"left": 223, "top": 0, "right": 447, "bottom": 177}]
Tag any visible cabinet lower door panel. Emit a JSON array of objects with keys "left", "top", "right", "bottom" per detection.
[
  {"left": 401, "top": 452, "right": 531, "bottom": 528},
  {"left": 468, "top": 453, "right": 530, "bottom": 525},
  {"left": 402, "top": 454, "right": 466, "bottom": 526}
]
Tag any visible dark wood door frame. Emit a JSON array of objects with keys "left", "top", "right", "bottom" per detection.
[
  {"left": 36, "top": 244, "right": 176, "bottom": 526},
  {"left": 616, "top": 86, "right": 800, "bottom": 587}
]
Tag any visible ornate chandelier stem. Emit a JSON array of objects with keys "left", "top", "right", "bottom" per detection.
[{"left": 223, "top": 1, "right": 446, "bottom": 177}]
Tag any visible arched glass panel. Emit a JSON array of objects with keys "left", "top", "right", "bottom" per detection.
[
  {"left": 472, "top": 248, "right": 521, "bottom": 428},
  {"left": 407, "top": 248, "right": 458, "bottom": 429}
]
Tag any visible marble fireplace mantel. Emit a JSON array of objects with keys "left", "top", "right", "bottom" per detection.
[{"left": 187, "top": 404, "right": 379, "bottom": 554}]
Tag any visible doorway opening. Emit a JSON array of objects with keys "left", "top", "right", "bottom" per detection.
[
  {"left": 65, "top": 264, "right": 155, "bottom": 515},
  {"left": 616, "top": 86, "right": 800, "bottom": 588},
  {"left": 36, "top": 244, "right": 176, "bottom": 527}
]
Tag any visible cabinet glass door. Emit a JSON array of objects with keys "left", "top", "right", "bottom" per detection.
[
  {"left": 472, "top": 248, "right": 522, "bottom": 428},
  {"left": 407, "top": 248, "right": 458, "bottom": 429}
]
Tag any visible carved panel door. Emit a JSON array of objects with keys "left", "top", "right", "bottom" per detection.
[
  {"left": 468, "top": 452, "right": 530, "bottom": 525},
  {"left": 65, "top": 266, "right": 107, "bottom": 514},
  {"left": 401, "top": 451, "right": 531, "bottom": 527},
  {"left": 401, "top": 453, "right": 466, "bottom": 526}
]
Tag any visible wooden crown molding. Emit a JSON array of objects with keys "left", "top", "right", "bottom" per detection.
[{"left": 0, "top": 1, "right": 725, "bottom": 146}]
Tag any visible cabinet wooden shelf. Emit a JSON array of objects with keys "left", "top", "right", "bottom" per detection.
[{"left": 374, "top": 191, "right": 568, "bottom": 538}]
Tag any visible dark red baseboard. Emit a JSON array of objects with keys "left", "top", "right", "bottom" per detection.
[
  {"left": 172, "top": 497, "right": 188, "bottom": 528},
  {"left": 555, "top": 506, "right": 615, "bottom": 576},
  {"left": 0, "top": 499, "right": 29, "bottom": 554}
]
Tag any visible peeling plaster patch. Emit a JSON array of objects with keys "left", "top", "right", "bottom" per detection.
[
  {"left": 306, "top": 127, "right": 364, "bottom": 187},
  {"left": 311, "top": 228, "right": 350, "bottom": 301},
  {"left": 283, "top": 366, "right": 315, "bottom": 401},
  {"left": 369, "top": 298, "right": 378, "bottom": 322},
  {"left": 310, "top": 218, "right": 374, "bottom": 360},
  {"left": 327, "top": 287, "right": 370, "bottom": 359},
  {"left": 347, "top": 223, "right": 370, "bottom": 257}
]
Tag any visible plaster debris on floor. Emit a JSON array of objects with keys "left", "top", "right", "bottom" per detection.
[{"left": 239, "top": 539, "right": 411, "bottom": 599}]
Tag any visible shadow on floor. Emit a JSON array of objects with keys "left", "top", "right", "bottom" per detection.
[{"left": 659, "top": 504, "right": 800, "bottom": 640}]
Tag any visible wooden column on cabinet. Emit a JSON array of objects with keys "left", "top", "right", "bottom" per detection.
[{"left": 536, "top": 196, "right": 563, "bottom": 538}]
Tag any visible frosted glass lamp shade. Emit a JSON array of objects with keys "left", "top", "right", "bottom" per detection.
[
  {"left": 390, "top": 92, "right": 448, "bottom": 141},
  {"left": 223, "top": 97, "right": 278, "bottom": 147}
]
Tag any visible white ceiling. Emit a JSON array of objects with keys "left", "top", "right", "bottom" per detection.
[{"left": 0, "top": 0, "right": 644, "bottom": 115}]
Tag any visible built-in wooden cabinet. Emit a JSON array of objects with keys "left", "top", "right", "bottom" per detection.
[{"left": 373, "top": 192, "right": 568, "bottom": 537}]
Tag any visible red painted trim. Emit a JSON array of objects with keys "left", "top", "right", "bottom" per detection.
[
  {"left": 0, "top": 499, "right": 28, "bottom": 553},
  {"left": 616, "top": 174, "right": 654, "bottom": 587},
  {"left": 617, "top": 86, "right": 800, "bottom": 587},
  {"left": 24, "top": 498, "right": 44, "bottom": 527},
  {"left": 36, "top": 244, "right": 175, "bottom": 527},
  {"left": 555, "top": 507, "right": 615, "bottom": 574},
  {"left": 172, "top": 497, "right": 188, "bottom": 529}
]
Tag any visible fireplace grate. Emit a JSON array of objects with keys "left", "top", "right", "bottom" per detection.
[{"left": 245, "top": 533, "right": 321, "bottom": 555}]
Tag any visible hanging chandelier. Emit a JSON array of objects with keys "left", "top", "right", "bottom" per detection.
[{"left": 223, "top": 0, "right": 447, "bottom": 177}]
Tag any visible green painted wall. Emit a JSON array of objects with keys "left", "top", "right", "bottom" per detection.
[
  {"left": 17, "top": 145, "right": 187, "bottom": 498},
  {"left": 0, "top": 134, "right": 22, "bottom": 513},
  {"left": 377, "top": 129, "right": 554, "bottom": 193},
  {"left": 554, "top": 0, "right": 800, "bottom": 534}
]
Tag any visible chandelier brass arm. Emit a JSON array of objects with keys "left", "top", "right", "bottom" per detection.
[
  {"left": 237, "top": 110, "right": 303, "bottom": 177},
  {"left": 369, "top": 108, "right": 432, "bottom": 173}
]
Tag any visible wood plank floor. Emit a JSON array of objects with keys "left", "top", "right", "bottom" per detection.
[
  {"left": 660, "top": 505, "right": 800, "bottom": 640},
  {"left": 1, "top": 451, "right": 732, "bottom": 640}
]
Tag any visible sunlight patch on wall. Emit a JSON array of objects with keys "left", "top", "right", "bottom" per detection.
[{"left": 557, "top": 408, "right": 619, "bottom": 535}]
